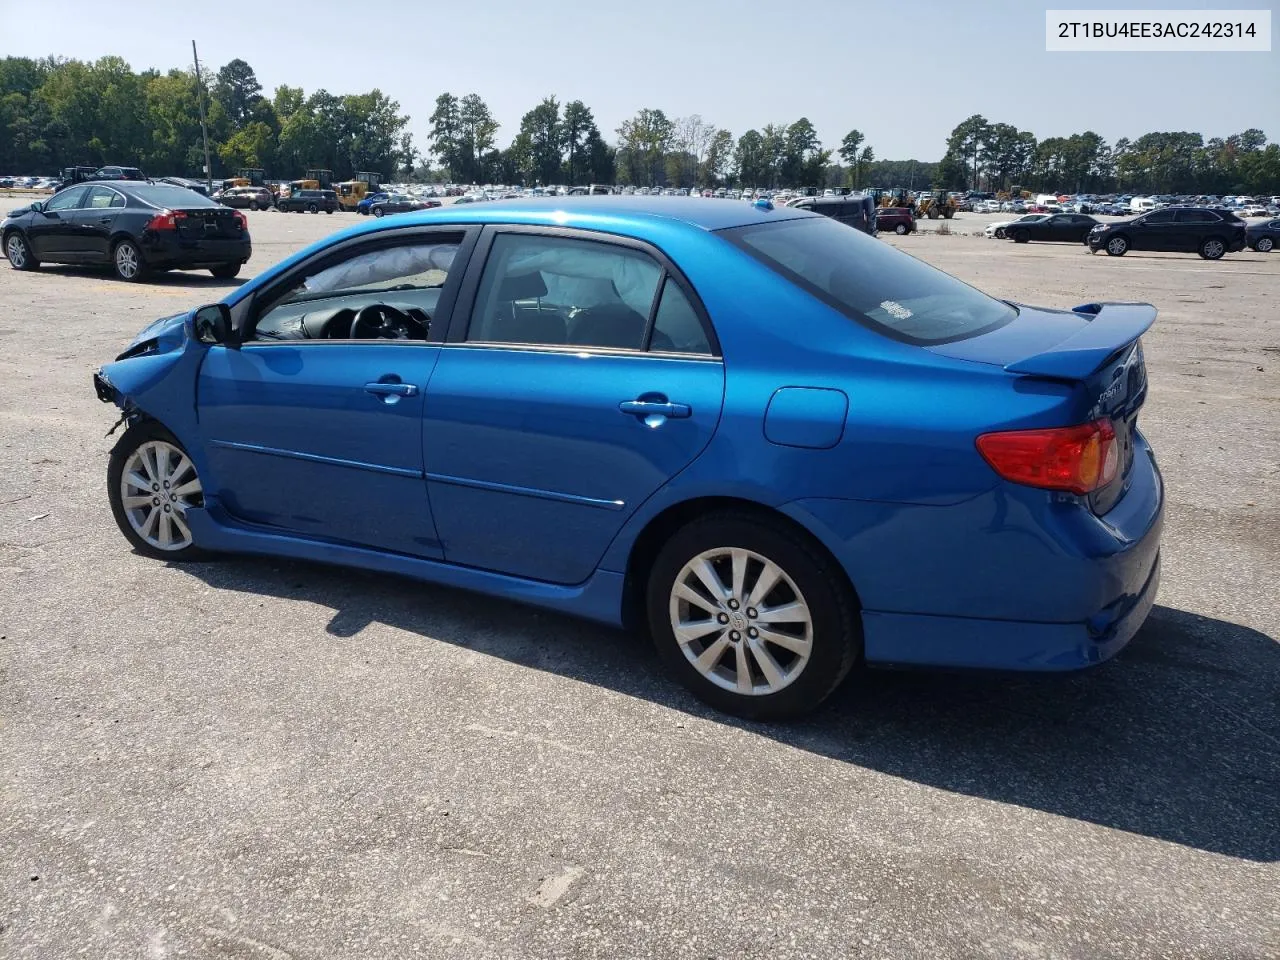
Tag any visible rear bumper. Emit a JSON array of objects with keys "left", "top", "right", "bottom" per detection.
[
  {"left": 784, "top": 430, "right": 1164, "bottom": 672},
  {"left": 861, "top": 552, "right": 1159, "bottom": 670},
  {"left": 140, "top": 234, "right": 251, "bottom": 268}
]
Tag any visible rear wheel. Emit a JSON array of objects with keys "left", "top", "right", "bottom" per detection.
[
  {"left": 307, "top": 202, "right": 318, "bottom": 214},
  {"left": 893, "top": 222, "right": 908, "bottom": 235},
  {"left": 1105, "top": 235, "right": 1129, "bottom": 256},
  {"left": 107, "top": 421, "right": 207, "bottom": 561},
  {"left": 373, "top": 206, "right": 385, "bottom": 217},
  {"left": 210, "top": 263, "right": 241, "bottom": 279},
  {"left": 1256, "top": 237, "right": 1274, "bottom": 253},
  {"left": 1199, "top": 236, "right": 1226, "bottom": 260},
  {"left": 5, "top": 231, "right": 38, "bottom": 270},
  {"left": 111, "top": 239, "right": 146, "bottom": 281},
  {"left": 646, "top": 511, "right": 860, "bottom": 720},
  {"left": 248, "top": 200, "right": 259, "bottom": 211}
]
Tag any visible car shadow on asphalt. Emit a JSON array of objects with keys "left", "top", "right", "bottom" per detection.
[
  {"left": 180, "top": 555, "right": 1279, "bottom": 863},
  {"left": 37, "top": 265, "right": 247, "bottom": 288}
]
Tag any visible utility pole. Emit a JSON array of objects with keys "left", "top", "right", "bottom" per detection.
[{"left": 192, "top": 41, "right": 214, "bottom": 194}]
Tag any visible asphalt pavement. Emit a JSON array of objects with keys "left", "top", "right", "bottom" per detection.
[{"left": 1, "top": 206, "right": 1277, "bottom": 959}]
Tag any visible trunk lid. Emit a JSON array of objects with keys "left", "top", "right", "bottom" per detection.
[
  {"left": 177, "top": 206, "right": 245, "bottom": 240},
  {"left": 930, "top": 302, "right": 1155, "bottom": 513}
]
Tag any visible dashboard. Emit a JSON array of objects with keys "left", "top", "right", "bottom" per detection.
[{"left": 251, "top": 287, "right": 443, "bottom": 342}]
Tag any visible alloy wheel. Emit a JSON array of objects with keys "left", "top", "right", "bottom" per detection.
[
  {"left": 1258, "top": 237, "right": 1274, "bottom": 253},
  {"left": 668, "top": 547, "right": 813, "bottom": 696},
  {"left": 6, "top": 234, "right": 27, "bottom": 268},
  {"left": 1107, "top": 237, "right": 1127, "bottom": 255},
  {"left": 115, "top": 242, "right": 140, "bottom": 279},
  {"left": 119, "top": 440, "right": 203, "bottom": 551},
  {"left": 1202, "top": 239, "right": 1225, "bottom": 259}
]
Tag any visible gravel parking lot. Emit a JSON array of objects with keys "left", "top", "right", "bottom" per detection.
[{"left": 2, "top": 205, "right": 1277, "bottom": 960}]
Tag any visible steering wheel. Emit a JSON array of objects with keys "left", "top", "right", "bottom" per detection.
[{"left": 349, "top": 303, "right": 424, "bottom": 340}]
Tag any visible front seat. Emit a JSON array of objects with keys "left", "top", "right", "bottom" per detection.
[
  {"left": 486, "top": 271, "right": 566, "bottom": 344},
  {"left": 568, "top": 302, "right": 648, "bottom": 350}
]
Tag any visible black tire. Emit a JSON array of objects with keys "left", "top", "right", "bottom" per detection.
[
  {"left": 210, "top": 263, "right": 241, "bottom": 279},
  {"left": 248, "top": 200, "right": 259, "bottom": 211},
  {"left": 4, "top": 230, "right": 39, "bottom": 270},
  {"left": 107, "top": 420, "right": 208, "bottom": 562},
  {"left": 1105, "top": 234, "right": 1129, "bottom": 256},
  {"left": 325, "top": 208, "right": 333, "bottom": 214},
  {"left": 893, "top": 223, "right": 908, "bottom": 235},
  {"left": 1013, "top": 229, "right": 1030, "bottom": 243},
  {"left": 994, "top": 228, "right": 1006, "bottom": 239},
  {"left": 111, "top": 238, "right": 147, "bottom": 281},
  {"left": 645, "top": 510, "right": 861, "bottom": 720},
  {"left": 307, "top": 203, "right": 318, "bottom": 214},
  {"left": 1256, "top": 237, "right": 1274, "bottom": 253},
  {"left": 1198, "top": 236, "right": 1227, "bottom": 260},
  {"left": 372, "top": 206, "right": 385, "bottom": 217},
  {"left": 927, "top": 208, "right": 938, "bottom": 220}
]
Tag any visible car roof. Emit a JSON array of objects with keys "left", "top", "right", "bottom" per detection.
[{"left": 363, "top": 196, "right": 816, "bottom": 234}]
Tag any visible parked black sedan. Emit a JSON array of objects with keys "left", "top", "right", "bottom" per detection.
[
  {"left": 1087, "top": 207, "right": 1247, "bottom": 260},
  {"left": 368, "top": 193, "right": 442, "bottom": 217},
  {"left": 2, "top": 181, "right": 251, "bottom": 281},
  {"left": 1006, "top": 213, "right": 1099, "bottom": 244},
  {"left": 1246, "top": 217, "right": 1279, "bottom": 252}
]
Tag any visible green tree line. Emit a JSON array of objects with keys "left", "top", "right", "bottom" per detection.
[
  {"left": 0, "top": 55, "right": 413, "bottom": 181},
  {"left": 937, "top": 114, "right": 1279, "bottom": 195},
  {"left": 2, "top": 55, "right": 1274, "bottom": 195}
]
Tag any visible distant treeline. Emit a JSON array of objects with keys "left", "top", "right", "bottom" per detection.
[{"left": 1, "top": 56, "right": 1274, "bottom": 194}]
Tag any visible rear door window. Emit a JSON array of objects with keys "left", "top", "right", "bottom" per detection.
[{"left": 725, "top": 216, "right": 1014, "bottom": 345}]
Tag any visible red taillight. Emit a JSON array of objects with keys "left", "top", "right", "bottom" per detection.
[
  {"left": 232, "top": 210, "right": 247, "bottom": 230},
  {"left": 144, "top": 209, "right": 186, "bottom": 231},
  {"left": 976, "top": 419, "right": 1118, "bottom": 495}
]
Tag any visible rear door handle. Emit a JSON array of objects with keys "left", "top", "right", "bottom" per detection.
[
  {"left": 364, "top": 381, "right": 417, "bottom": 397},
  {"left": 98, "top": 216, "right": 114, "bottom": 223},
  {"left": 619, "top": 399, "right": 691, "bottom": 419}
]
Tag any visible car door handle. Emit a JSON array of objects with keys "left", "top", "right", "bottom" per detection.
[
  {"left": 619, "top": 399, "right": 691, "bottom": 419},
  {"left": 98, "top": 216, "right": 113, "bottom": 223},
  {"left": 364, "top": 381, "right": 417, "bottom": 397}
]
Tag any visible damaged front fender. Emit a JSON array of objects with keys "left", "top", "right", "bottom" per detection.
[{"left": 93, "top": 310, "right": 207, "bottom": 448}]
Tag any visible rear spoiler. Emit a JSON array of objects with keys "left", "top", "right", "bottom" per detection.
[{"left": 1004, "top": 302, "right": 1156, "bottom": 379}]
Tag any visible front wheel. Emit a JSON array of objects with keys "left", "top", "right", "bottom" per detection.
[
  {"left": 646, "top": 511, "right": 861, "bottom": 720},
  {"left": 5, "top": 231, "right": 39, "bottom": 270},
  {"left": 107, "top": 421, "right": 207, "bottom": 561},
  {"left": 1105, "top": 235, "right": 1129, "bottom": 256},
  {"left": 111, "top": 239, "right": 147, "bottom": 281},
  {"left": 1199, "top": 236, "right": 1226, "bottom": 260},
  {"left": 248, "top": 201, "right": 259, "bottom": 211},
  {"left": 210, "top": 263, "right": 241, "bottom": 279},
  {"left": 307, "top": 203, "right": 318, "bottom": 214},
  {"left": 1256, "top": 237, "right": 1274, "bottom": 253}
]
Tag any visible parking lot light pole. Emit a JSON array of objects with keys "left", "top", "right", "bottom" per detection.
[{"left": 192, "top": 40, "right": 214, "bottom": 195}]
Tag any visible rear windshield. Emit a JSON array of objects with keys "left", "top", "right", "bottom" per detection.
[
  {"left": 128, "top": 185, "right": 219, "bottom": 209},
  {"left": 725, "top": 216, "right": 1015, "bottom": 345}
]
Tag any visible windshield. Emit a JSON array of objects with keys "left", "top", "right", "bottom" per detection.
[
  {"left": 129, "top": 185, "right": 219, "bottom": 209},
  {"left": 726, "top": 216, "right": 1015, "bottom": 345}
]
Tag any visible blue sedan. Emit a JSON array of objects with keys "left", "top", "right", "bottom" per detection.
[
  {"left": 93, "top": 198, "right": 1163, "bottom": 719},
  {"left": 355, "top": 192, "right": 390, "bottom": 214}
]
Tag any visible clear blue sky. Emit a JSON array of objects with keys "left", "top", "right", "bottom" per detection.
[{"left": 1, "top": 0, "right": 1276, "bottom": 159}]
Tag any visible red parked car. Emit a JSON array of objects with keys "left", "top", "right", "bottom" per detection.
[{"left": 875, "top": 207, "right": 915, "bottom": 235}]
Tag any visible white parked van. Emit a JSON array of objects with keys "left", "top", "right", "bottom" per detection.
[{"left": 1129, "top": 196, "right": 1157, "bottom": 213}]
